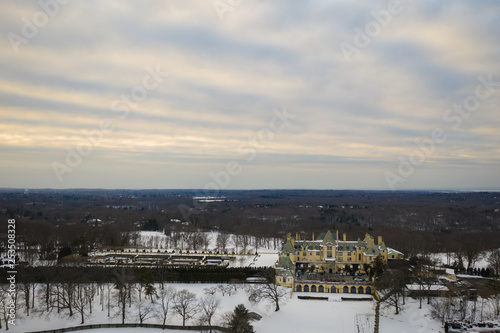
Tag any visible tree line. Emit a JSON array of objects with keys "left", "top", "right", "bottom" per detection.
[
  {"left": 0, "top": 266, "right": 268, "bottom": 285},
  {"left": 0, "top": 266, "right": 282, "bottom": 331},
  {"left": 3, "top": 190, "right": 500, "bottom": 256}
]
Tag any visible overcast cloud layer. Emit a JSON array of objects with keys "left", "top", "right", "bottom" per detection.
[{"left": 1, "top": 0, "right": 499, "bottom": 190}]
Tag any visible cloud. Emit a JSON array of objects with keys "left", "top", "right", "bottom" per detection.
[{"left": 1, "top": 0, "right": 499, "bottom": 190}]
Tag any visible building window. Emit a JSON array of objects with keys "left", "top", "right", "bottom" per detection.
[
  {"left": 339, "top": 257, "right": 343, "bottom": 262},
  {"left": 303, "top": 251, "right": 306, "bottom": 257},
  {"left": 327, "top": 251, "right": 332, "bottom": 258},
  {"left": 359, "top": 254, "right": 361, "bottom": 261},
  {"left": 347, "top": 257, "right": 352, "bottom": 262}
]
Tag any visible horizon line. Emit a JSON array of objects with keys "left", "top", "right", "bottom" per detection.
[{"left": 2, "top": 187, "right": 500, "bottom": 193}]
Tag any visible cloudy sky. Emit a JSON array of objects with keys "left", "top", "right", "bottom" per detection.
[{"left": 1, "top": 0, "right": 499, "bottom": 190}]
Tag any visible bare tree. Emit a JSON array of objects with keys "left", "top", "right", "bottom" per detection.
[
  {"left": 218, "top": 310, "right": 234, "bottom": 328},
  {"left": 87, "top": 284, "right": 96, "bottom": 315},
  {"left": 217, "top": 285, "right": 228, "bottom": 296},
  {"left": 457, "top": 294, "right": 470, "bottom": 321},
  {"left": 53, "top": 282, "right": 76, "bottom": 317},
  {"left": 19, "top": 283, "right": 32, "bottom": 316},
  {"left": 372, "top": 263, "right": 409, "bottom": 333},
  {"left": 246, "top": 269, "right": 288, "bottom": 311},
  {"left": 200, "top": 232, "right": 212, "bottom": 251},
  {"left": 199, "top": 294, "right": 221, "bottom": 332},
  {"left": 416, "top": 265, "right": 438, "bottom": 305},
  {"left": 376, "top": 269, "right": 406, "bottom": 315},
  {"left": 487, "top": 249, "right": 500, "bottom": 277},
  {"left": 461, "top": 239, "right": 483, "bottom": 270},
  {"left": 113, "top": 268, "right": 135, "bottom": 324},
  {"left": 113, "top": 283, "right": 132, "bottom": 324},
  {"left": 411, "top": 260, "right": 425, "bottom": 309},
  {"left": 240, "top": 234, "right": 251, "bottom": 254},
  {"left": 134, "top": 299, "right": 154, "bottom": 325},
  {"left": 72, "top": 284, "right": 90, "bottom": 324},
  {"left": 487, "top": 279, "right": 500, "bottom": 318},
  {"left": 155, "top": 286, "right": 176, "bottom": 329},
  {"left": 170, "top": 230, "right": 181, "bottom": 249},
  {"left": 216, "top": 232, "right": 230, "bottom": 252},
  {"left": 232, "top": 235, "right": 242, "bottom": 254},
  {"left": 0, "top": 285, "right": 17, "bottom": 330},
  {"left": 203, "top": 286, "right": 217, "bottom": 296},
  {"left": 105, "top": 283, "right": 113, "bottom": 317},
  {"left": 181, "top": 231, "right": 193, "bottom": 250},
  {"left": 429, "top": 295, "right": 454, "bottom": 325},
  {"left": 173, "top": 289, "right": 198, "bottom": 326},
  {"left": 488, "top": 294, "right": 500, "bottom": 319},
  {"left": 38, "top": 270, "right": 54, "bottom": 313},
  {"left": 217, "top": 284, "right": 237, "bottom": 297}
]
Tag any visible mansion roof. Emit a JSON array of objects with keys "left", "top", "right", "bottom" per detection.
[{"left": 280, "top": 230, "right": 390, "bottom": 257}]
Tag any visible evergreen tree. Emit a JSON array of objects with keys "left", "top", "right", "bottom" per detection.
[
  {"left": 58, "top": 246, "right": 72, "bottom": 259},
  {"left": 142, "top": 218, "right": 159, "bottom": 231},
  {"left": 372, "top": 255, "right": 387, "bottom": 279},
  {"left": 229, "top": 304, "right": 254, "bottom": 333}
]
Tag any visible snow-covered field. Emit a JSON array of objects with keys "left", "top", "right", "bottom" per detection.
[
  {"left": 88, "top": 231, "right": 280, "bottom": 269},
  {"left": 135, "top": 231, "right": 281, "bottom": 253},
  {"left": 77, "top": 330, "right": 184, "bottom": 333},
  {"left": 429, "top": 251, "right": 496, "bottom": 270},
  {"left": 8, "top": 283, "right": 445, "bottom": 333},
  {"left": 262, "top": 293, "right": 442, "bottom": 333},
  {"left": 6, "top": 233, "right": 497, "bottom": 332}
]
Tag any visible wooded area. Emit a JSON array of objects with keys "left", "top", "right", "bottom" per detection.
[{"left": 1, "top": 189, "right": 499, "bottom": 260}]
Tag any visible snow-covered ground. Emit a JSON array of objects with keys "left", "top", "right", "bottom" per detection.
[
  {"left": 430, "top": 250, "right": 496, "bottom": 270},
  {"left": 78, "top": 329, "right": 237, "bottom": 333},
  {"left": 268, "top": 293, "right": 444, "bottom": 333},
  {"left": 9, "top": 283, "right": 446, "bottom": 333},
  {"left": 6, "top": 233, "right": 498, "bottom": 332},
  {"left": 135, "top": 231, "right": 282, "bottom": 253},
  {"left": 88, "top": 231, "right": 280, "bottom": 269}
]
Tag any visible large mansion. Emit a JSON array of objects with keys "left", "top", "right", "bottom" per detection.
[{"left": 275, "top": 231, "right": 404, "bottom": 294}]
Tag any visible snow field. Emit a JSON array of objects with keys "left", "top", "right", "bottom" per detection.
[{"left": 9, "top": 283, "right": 446, "bottom": 333}]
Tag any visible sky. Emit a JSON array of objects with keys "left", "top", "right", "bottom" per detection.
[{"left": 1, "top": 0, "right": 499, "bottom": 191}]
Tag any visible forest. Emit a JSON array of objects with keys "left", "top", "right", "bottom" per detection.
[{"left": 0, "top": 189, "right": 499, "bottom": 260}]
